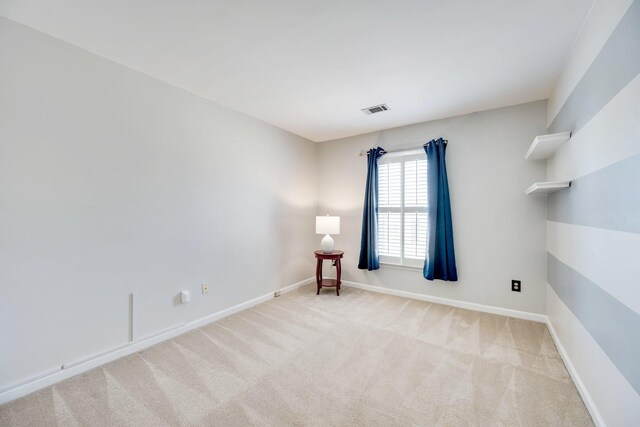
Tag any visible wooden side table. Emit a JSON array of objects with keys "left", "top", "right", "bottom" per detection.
[{"left": 314, "top": 250, "right": 344, "bottom": 296}]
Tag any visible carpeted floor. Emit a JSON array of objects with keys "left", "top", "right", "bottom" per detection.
[{"left": 1, "top": 284, "right": 593, "bottom": 426}]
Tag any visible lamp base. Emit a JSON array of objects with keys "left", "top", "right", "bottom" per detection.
[{"left": 321, "top": 234, "right": 334, "bottom": 253}]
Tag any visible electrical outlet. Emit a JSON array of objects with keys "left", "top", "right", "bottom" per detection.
[
  {"left": 181, "top": 290, "right": 190, "bottom": 303},
  {"left": 201, "top": 283, "right": 209, "bottom": 295},
  {"left": 512, "top": 280, "right": 521, "bottom": 292}
]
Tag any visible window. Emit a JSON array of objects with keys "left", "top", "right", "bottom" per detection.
[{"left": 378, "top": 150, "right": 428, "bottom": 267}]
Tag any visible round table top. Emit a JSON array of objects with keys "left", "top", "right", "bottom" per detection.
[{"left": 314, "top": 250, "right": 344, "bottom": 258}]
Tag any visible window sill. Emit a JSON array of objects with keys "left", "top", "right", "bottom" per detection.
[{"left": 379, "top": 262, "right": 423, "bottom": 272}]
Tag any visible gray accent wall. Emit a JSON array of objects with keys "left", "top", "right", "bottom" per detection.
[
  {"left": 545, "top": 1, "right": 640, "bottom": 422},
  {"left": 547, "top": 254, "right": 640, "bottom": 394},
  {"left": 549, "top": 0, "right": 640, "bottom": 135},
  {"left": 547, "top": 153, "right": 640, "bottom": 233}
]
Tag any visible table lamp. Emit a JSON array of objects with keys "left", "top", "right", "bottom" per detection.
[{"left": 316, "top": 215, "right": 340, "bottom": 253}]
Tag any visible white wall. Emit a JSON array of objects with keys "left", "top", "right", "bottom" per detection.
[
  {"left": 0, "top": 17, "right": 317, "bottom": 392},
  {"left": 317, "top": 101, "right": 548, "bottom": 315}
]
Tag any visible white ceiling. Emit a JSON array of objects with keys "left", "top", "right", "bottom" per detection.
[{"left": 0, "top": 0, "right": 594, "bottom": 142}]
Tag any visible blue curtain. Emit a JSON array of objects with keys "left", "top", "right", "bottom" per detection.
[
  {"left": 358, "top": 147, "right": 386, "bottom": 270},
  {"left": 423, "top": 138, "right": 458, "bottom": 281}
]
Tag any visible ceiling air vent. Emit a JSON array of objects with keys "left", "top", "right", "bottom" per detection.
[{"left": 362, "top": 104, "right": 390, "bottom": 115}]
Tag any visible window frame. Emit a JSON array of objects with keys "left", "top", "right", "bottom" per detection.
[{"left": 377, "top": 149, "right": 427, "bottom": 269}]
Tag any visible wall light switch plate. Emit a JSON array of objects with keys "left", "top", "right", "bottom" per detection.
[{"left": 202, "top": 283, "right": 209, "bottom": 295}]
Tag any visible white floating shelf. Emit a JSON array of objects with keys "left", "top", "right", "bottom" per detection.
[
  {"left": 525, "top": 181, "right": 571, "bottom": 195},
  {"left": 525, "top": 132, "right": 571, "bottom": 160}
]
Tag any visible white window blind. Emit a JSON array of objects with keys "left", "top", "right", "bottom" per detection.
[{"left": 378, "top": 152, "right": 428, "bottom": 267}]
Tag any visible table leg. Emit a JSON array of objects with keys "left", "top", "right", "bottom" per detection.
[
  {"left": 336, "top": 258, "right": 341, "bottom": 296},
  {"left": 316, "top": 258, "right": 322, "bottom": 295}
]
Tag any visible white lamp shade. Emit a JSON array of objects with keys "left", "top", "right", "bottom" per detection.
[{"left": 316, "top": 215, "right": 340, "bottom": 235}]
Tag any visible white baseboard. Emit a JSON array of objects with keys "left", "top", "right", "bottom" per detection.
[
  {"left": 545, "top": 318, "right": 605, "bottom": 427},
  {"left": 278, "top": 276, "right": 313, "bottom": 295},
  {"left": 0, "top": 277, "right": 314, "bottom": 405},
  {"left": 341, "top": 280, "right": 547, "bottom": 322}
]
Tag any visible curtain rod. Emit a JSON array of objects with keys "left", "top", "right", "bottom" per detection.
[{"left": 358, "top": 139, "right": 448, "bottom": 156}]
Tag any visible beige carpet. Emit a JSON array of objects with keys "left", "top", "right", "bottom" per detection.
[{"left": 1, "top": 284, "right": 593, "bottom": 426}]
